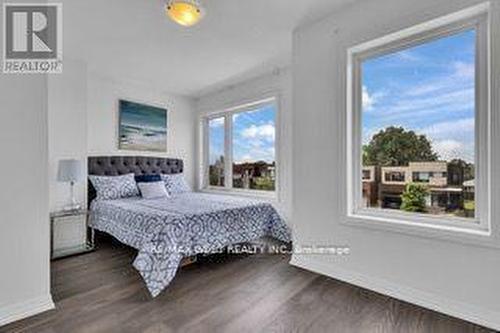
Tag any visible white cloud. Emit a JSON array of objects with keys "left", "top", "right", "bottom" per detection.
[
  {"left": 405, "top": 88, "right": 474, "bottom": 112},
  {"left": 238, "top": 154, "right": 253, "bottom": 162},
  {"left": 453, "top": 61, "right": 475, "bottom": 79},
  {"left": 233, "top": 123, "right": 276, "bottom": 163},
  {"left": 241, "top": 123, "right": 275, "bottom": 141},
  {"left": 209, "top": 117, "right": 224, "bottom": 128},
  {"left": 234, "top": 146, "right": 275, "bottom": 164},
  {"left": 420, "top": 118, "right": 475, "bottom": 162},
  {"left": 362, "top": 86, "right": 376, "bottom": 111},
  {"left": 371, "top": 88, "right": 474, "bottom": 123},
  {"left": 421, "top": 118, "right": 474, "bottom": 141},
  {"left": 363, "top": 86, "right": 388, "bottom": 113},
  {"left": 405, "top": 62, "right": 474, "bottom": 98},
  {"left": 433, "top": 140, "right": 473, "bottom": 161},
  {"left": 407, "top": 82, "right": 447, "bottom": 97}
]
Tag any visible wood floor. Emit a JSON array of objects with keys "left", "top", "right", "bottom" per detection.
[{"left": 2, "top": 237, "right": 495, "bottom": 333}]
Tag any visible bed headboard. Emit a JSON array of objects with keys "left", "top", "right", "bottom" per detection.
[{"left": 87, "top": 156, "right": 183, "bottom": 204}]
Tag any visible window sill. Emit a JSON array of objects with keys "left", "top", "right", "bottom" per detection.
[
  {"left": 343, "top": 209, "right": 499, "bottom": 249},
  {"left": 199, "top": 187, "right": 278, "bottom": 202}
]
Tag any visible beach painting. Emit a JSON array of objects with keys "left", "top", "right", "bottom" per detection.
[{"left": 118, "top": 100, "right": 167, "bottom": 152}]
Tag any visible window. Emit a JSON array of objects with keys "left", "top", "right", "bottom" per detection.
[
  {"left": 203, "top": 98, "right": 278, "bottom": 195},
  {"left": 385, "top": 171, "right": 406, "bottom": 183},
  {"left": 348, "top": 6, "right": 490, "bottom": 232},
  {"left": 232, "top": 106, "right": 276, "bottom": 191},
  {"left": 413, "top": 172, "right": 431, "bottom": 183},
  {"left": 208, "top": 117, "right": 225, "bottom": 187}
]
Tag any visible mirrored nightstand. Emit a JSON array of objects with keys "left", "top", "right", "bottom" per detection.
[{"left": 50, "top": 209, "right": 94, "bottom": 259}]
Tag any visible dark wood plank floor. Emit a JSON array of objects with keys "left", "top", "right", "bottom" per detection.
[{"left": 2, "top": 238, "right": 495, "bottom": 333}]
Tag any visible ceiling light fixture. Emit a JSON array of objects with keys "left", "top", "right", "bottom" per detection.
[{"left": 166, "top": 0, "right": 204, "bottom": 27}]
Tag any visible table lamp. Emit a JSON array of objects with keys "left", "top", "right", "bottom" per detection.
[{"left": 57, "top": 159, "right": 84, "bottom": 211}]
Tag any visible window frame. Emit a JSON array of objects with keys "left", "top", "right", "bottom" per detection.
[
  {"left": 346, "top": 4, "right": 491, "bottom": 235},
  {"left": 201, "top": 97, "right": 280, "bottom": 199},
  {"left": 205, "top": 116, "right": 227, "bottom": 188}
]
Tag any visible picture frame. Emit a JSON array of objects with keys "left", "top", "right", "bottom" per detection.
[{"left": 118, "top": 99, "right": 168, "bottom": 152}]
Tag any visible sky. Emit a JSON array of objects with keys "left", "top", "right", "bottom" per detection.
[
  {"left": 209, "top": 104, "right": 276, "bottom": 165},
  {"left": 362, "top": 29, "right": 476, "bottom": 163}
]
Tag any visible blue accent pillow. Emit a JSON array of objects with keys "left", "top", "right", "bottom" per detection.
[{"left": 135, "top": 174, "right": 162, "bottom": 183}]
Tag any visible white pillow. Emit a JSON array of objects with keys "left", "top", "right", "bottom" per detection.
[
  {"left": 161, "top": 174, "right": 191, "bottom": 195},
  {"left": 89, "top": 173, "right": 139, "bottom": 200},
  {"left": 137, "top": 181, "right": 170, "bottom": 199}
]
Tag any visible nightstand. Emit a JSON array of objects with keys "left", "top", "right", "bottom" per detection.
[{"left": 50, "top": 209, "right": 94, "bottom": 259}]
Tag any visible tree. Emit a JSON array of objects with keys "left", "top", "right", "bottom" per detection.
[
  {"left": 447, "top": 159, "right": 474, "bottom": 186},
  {"left": 364, "top": 126, "right": 438, "bottom": 166},
  {"left": 401, "top": 183, "right": 428, "bottom": 213},
  {"left": 253, "top": 177, "right": 275, "bottom": 191},
  {"left": 362, "top": 145, "right": 369, "bottom": 166}
]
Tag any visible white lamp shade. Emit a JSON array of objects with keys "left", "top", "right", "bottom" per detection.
[{"left": 57, "top": 159, "right": 84, "bottom": 183}]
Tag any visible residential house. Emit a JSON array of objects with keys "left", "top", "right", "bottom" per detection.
[{"left": 363, "top": 162, "right": 466, "bottom": 212}]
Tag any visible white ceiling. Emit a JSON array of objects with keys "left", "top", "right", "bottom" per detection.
[{"left": 64, "top": 0, "right": 354, "bottom": 97}]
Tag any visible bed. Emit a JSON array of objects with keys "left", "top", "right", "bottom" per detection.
[{"left": 87, "top": 156, "right": 291, "bottom": 297}]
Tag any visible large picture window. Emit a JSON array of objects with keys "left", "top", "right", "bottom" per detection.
[
  {"left": 204, "top": 98, "right": 278, "bottom": 195},
  {"left": 348, "top": 7, "right": 490, "bottom": 232}
]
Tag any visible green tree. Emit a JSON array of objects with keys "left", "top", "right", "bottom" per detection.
[
  {"left": 447, "top": 159, "right": 474, "bottom": 185},
  {"left": 401, "top": 183, "right": 429, "bottom": 213},
  {"left": 364, "top": 126, "right": 438, "bottom": 166},
  {"left": 253, "top": 177, "right": 275, "bottom": 191},
  {"left": 362, "top": 145, "right": 369, "bottom": 166}
]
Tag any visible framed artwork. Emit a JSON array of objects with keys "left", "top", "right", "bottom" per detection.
[{"left": 118, "top": 99, "right": 168, "bottom": 152}]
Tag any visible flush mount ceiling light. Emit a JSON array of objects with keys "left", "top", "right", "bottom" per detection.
[{"left": 166, "top": 0, "right": 204, "bottom": 27}]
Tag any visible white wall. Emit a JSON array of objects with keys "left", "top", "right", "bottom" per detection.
[
  {"left": 87, "top": 73, "right": 197, "bottom": 187},
  {"left": 195, "top": 69, "right": 293, "bottom": 221},
  {"left": 48, "top": 58, "right": 88, "bottom": 211},
  {"left": 46, "top": 67, "right": 197, "bottom": 212},
  {"left": 291, "top": 0, "right": 500, "bottom": 330},
  {"left": 0, "top": 55, "right": 53, "bottom": 326}
]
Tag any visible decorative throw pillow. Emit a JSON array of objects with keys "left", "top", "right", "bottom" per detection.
[
  {"left": 135, "top": 174, "right": 162, "bottom": 183},
  {"left": 137, "top": 181, "right": 170, "bottom": 199},
  {"left": 89, "top": 173, "right": 139, "bottom": 200},
  {"left": 161, "top": 173, "right": 191, "bottom": 195}
]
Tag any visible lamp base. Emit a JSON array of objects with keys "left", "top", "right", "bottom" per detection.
[{"left": 64, "top": 182, "right": 82, "bottom": 212}]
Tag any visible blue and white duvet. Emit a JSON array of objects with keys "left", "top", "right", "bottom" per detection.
[{"left": 89, "top": 192, "right": 291, "bottom": 297}]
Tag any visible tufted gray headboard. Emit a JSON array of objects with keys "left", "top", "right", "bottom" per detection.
[{"left": 87, "top": 156, "right": 183, "bottom": 204}]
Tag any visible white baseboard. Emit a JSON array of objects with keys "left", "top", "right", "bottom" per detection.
[
  {"left": 290, "top": 255, "right": 500, "bottom": 331},
  {"left": 0, "top": 294, "right": 55, "bottom": 327}
]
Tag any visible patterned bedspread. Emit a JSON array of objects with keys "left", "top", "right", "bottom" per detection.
[{"left": 88, "top": 192, "right": 291, "bottom": 297}]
